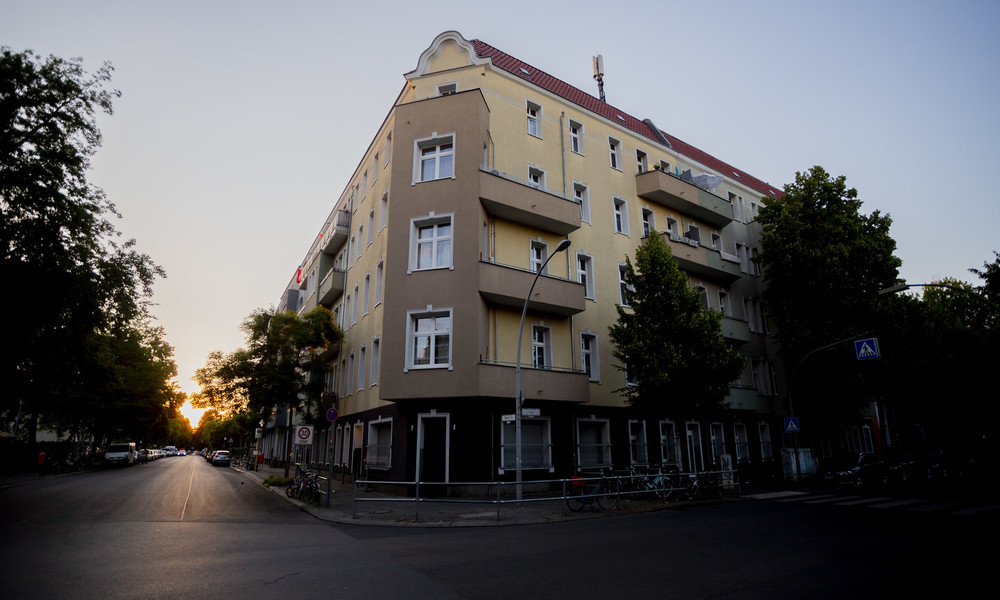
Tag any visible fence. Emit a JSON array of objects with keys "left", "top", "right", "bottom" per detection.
[{"left": 352, "top": 469, "right": 740, "bottom": 521}]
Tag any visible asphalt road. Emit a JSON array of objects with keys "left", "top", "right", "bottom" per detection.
[{"left": 1, "top": 457, "right": 991, "bottom": 599}]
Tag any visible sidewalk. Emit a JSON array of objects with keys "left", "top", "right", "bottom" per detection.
[{"left": 238, "top": 464, "right": 672, "bottom": 527}]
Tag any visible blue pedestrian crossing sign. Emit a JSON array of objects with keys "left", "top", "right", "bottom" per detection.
[
  {"left": 854, "top": 338, "right": 880, "bottom": 360},
  {"left": 784, "top": 417, "right": 800, "bottom": 433}
]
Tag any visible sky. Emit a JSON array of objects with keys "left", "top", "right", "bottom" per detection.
[{"left": 4, "top": 0, "right": 999, "bottom": 419}]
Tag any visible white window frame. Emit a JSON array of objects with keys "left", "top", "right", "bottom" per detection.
[
  {"left": 530, "top": 240, "right": 548, "bottom": 274},
  {"left": 405, "top": 307, "right": 453, "bottom": 371},
  {"left": 576, "top": 418, "right": 612, "bottom": 469},
  {"left": 384, "top": 132, "right": 392, "bottom": 165},
  {"left": 734, "top": 423, "right": 750, "bottom": 464},
  {"left": 369, "top": 337, "right": 380, "bottom": 386},
  {"left": 365, "top": 417, "right": 393, "bottom": 469},
  {"left": 363, "top": 273, "right": 370, "bottom": 317},
  {"left": 374, "top": 259, "right": 384, "bottom": 306},
  {"left": 357, "top": 345, "right": 366, "bottom": 392},
  {"left": 576, "top": 252, "right": 595, "bottom": 299},
  {"left": 527, "top": 165, "right": 545, "bottom": 190},
  {"left": 609, "top": 137, "right": 622, "bottom": 170},
  {"left": 352, "top": 284, "right": 360, "bottom": 324},
  {"left": 709, "top": 422, "right": 725, "bottom": 464},
  {"left": 660, "top": 420, "right": 681, "bottom": 467},
  {"left": 759, "top": 422, "right": 773, "bottom": 460},
  {"left": 641, "top": 207, "right": 654, "bottom": 237},
  {"left": 618, "top": 263, "right": 630, "bottom": 307},
  {"left": 531, "top": 324, "right": 551, "bottom": 370},
  {"left": 437, "top": 82, "right": 457, "bottom": 96},
  {"left": 613, "top": 196, "right": 629, "bottom": 235},
  {"left": 569, "top": 120, "right": 583, "bottom": 154},
  {"left": 574, "top": 182, "right": 590, "bottom": 223},
  {"left": 414, "top": 133, "right": 455, "bottom": 183},
  {"left": 347, "top": 352, "right": 354, "bottom": 396},
  {"left": 367, "top": 210, "right": 374, "bottom": 246},
  {"left": 360, "top": 170, "right": 367, "bottom": 200},
  {"left": 629, "top": 420, "right": 648, "bottom": 466},
  {"left": 409, "top": 213, "right": 454, "bottom": 273},
  {"left": 718, "top": 290, "right": 731, "bottom": 316},
  {"left": 579, "top": 331, "right": 600, "bottom": 382},
  {"left": 500, "top": 417, "right": 553, "bottom": 472},
  {"left": 526, "top": 100, "right": 542, "bottom": 138},
  {"left": 379, "top": 193, "right": 388, "bottom": 231},
  {"left": 636, "top": 149, "right": 648, "bottom": 173}
]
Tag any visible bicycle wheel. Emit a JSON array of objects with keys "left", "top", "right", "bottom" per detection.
[
  {"left": 566, "top": 486, "right": 587, "bottom": 512},
  {"left": 286, "top": 485, "right": 296, "bottom": 498},
  {"left": 597, "top": 480, "right": 619, "bottom": 509}
]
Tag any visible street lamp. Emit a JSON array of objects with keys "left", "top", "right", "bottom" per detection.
[{"left": 515, "top": 238, "right": 571, "bottom": 500}]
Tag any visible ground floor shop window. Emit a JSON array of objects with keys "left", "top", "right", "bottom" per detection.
[{"left": 500, "top": 417, "right": 552, "bottom": 472}]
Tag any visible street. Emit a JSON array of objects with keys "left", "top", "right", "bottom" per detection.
[{"left": 1, "top": 457, "right": 991, "bottom": 599}]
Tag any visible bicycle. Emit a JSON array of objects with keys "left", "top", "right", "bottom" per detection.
[
  {"left": 286, "top": 464, "right": 320, "bottom": 504},
  {"left": 565, "top": 475, "right": 619, "bottom": 512}
]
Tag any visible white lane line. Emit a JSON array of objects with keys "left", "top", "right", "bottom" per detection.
[{"left": 179, "top": 463, "right": 195, "bottom": 521}]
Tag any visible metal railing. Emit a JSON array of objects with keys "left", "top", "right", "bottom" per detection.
[{"left": 352, "top": 469, "right": 740, "bottom": 521}]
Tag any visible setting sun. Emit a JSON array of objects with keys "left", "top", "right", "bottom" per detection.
[{"left": 179, "top": 400, "right": 207, "bottom": 429}]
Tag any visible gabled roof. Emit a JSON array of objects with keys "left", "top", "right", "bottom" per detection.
[{"left": 472, "top": 39, "right": 783, "bottom": 199}]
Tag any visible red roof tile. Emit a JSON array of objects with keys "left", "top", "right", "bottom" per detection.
[{"left": 472, "top": 39, "right": 783, "bottom": 199}]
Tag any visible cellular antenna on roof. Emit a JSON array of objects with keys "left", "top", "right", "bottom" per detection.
[{"left": 593, "top": 54, "right": 606, "bottom": 103}]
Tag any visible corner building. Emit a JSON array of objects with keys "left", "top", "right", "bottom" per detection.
[{"left": 269, "top": 31, "right": 787, "bottom": 487}]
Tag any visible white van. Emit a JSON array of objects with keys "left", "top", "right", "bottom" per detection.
[
  {"left": 104, "top": 442, "right": 137, "bottom": 467},
  {"left": 164, "top": 445, "right": 178, "bottom": 456}
]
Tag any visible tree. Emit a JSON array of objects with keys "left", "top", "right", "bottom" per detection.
[
  {"left": 1, "top": 49, "right": 164, "bottom": 438},
  {"left": 193, "top": 306, "right": 342, "bottom": 419},
  {"left": 608, "top": 231, "right": 744, "bottom": 418},
  {"left": 756, "top": 167, "right": 901, "bottom": 434}
]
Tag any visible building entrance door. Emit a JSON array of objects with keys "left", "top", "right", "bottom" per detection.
[{"left": 418, "top": 413, "right": 449, "bottom": 483}]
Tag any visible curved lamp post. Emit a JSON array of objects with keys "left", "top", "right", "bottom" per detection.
[{"left": 515, "top": 238, "right": 571, "bottom": 500}]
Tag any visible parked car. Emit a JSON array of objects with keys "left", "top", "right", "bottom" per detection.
[
  {"left": 824, "top": 452, "right": 887, "bottom": 490},
  {"left": 103, "top": 442, "right": 137, "bottom": 467},
  {"left": 211, "top": 450, "right": 231, "bottom": 467},
  {"left": 136, "top": 448, "right": 149, "bottom": 464}
]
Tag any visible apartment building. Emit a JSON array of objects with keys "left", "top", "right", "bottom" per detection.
[{"left": 264, "top": 31, "right": 786, "bottom": 486}]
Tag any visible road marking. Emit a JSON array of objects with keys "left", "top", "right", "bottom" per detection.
[{"left": 180, "top": 463, "right": 195, "bottom": 521}]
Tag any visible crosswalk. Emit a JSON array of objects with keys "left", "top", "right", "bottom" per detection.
[{"left": 746, "top": 490, "right": 999, "bottom": 517}]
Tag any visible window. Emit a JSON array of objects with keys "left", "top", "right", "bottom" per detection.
[
  {"left": 734, "top": 423, "right": 750, "bottom": 464},
  {"left": 409, "top": 213, "right": 453, "bottom": 271},
  {"left": 437, "top": 82, "right": 457, "bottom": 95},
  {"left": 372, "top": 153, "right": 378, "bottom": 181},
  {"left": 609, "top": 137, "right": 621, "bottom": 169},
  {"left": 369, "top": 337, "right": 380, "bottom": 386},
  {"left": 629, "top": 420, "right": 648, "bottom": 465},
  {"left": 686, "top": 223, "right": 701, "bottom": 244},
  {"left": 625, "top": 359, "right": 638, "bottom": 386},
  {"left": 352, "top": 284, "right": 359, "bottom": 324},
  {"left": 407, "top": 308, "right": 451, "bottom": 369},
  {"left": 759, "top": 422, "right": 773, "bottom": 460},
  {"left": 367, "top": 210, "right": 374, "bottom": 245},
  {"left": 366, "top": 418, "right": 392, "bottom": 468},
  {"left": 666, "top": 216, "right": 679, "bottom": 235},
  {"left": 580, "top": 331, "right": 600, "bottom": 381},
  {"left": 577, "top": 253, "right": 595, "bottom": 299},
  {"left": 526, "top": 100, "right": 542, "bottom": 137},
  {"left": 618, "top": 263, "right": 630, "bottom": 306},
  {"left": 357, "top": 345, "right": 366, "bottom": 392},
  {"left": 577, "top": 419, "right": 612, "bottom": 469},
  {"left": 641, "top": 207, "right": 654, "bottom": 237},
  {"left": 718, "top": 290, "right": 731, "bottom": 316},
  {"left": 349, "top": 235, "right": 356, "bottom": 266},
  {"left": 356, "top": 227, "right": 363, "bottom": 259},
  {"left": 711, "top": 232, "right": 721, "bottom": 250},
  {"left": 501, "top": 418, "right": 552, "bottom": 471},
  {"left": 613, "top": 197, "right": 628, "bottom": 235},
  {"left": 379, "top": 193, "right": 388, "bottom": 230},
  {"left": 347, "top": 352, "right": 354, "bottom": 396},
  {"left": 360, "top": 171, "right": 367, "bottom": 199},
  {"left": 697, "top": 285, "right": 709, "bottom": 310},
  {"left": 636, "top": 149, "right": 648, "bottom": 173},
  {"left": 709, "top": 422, "right": 725, "bottom": 464},
  {"left": 574, "top": 182, "right": 590, "bottom": 223},
  {"left": 384, "top": 132, "right": 392, "bottom": 164},
  {"left": 527, "top": 165, "right": 545, "bottom": 189},
  {"left": 530, "top": 240, "right": 547, "bottom": 274},
  {"left": 531, "top": 324, "right": 550, "bottom": 369},
  {"left": 569, "top": 120, "right": 583, "bottom": 153},
  {"left": 737, "top": 243, "right": 751, "bottom": 273},
  {"left": 659, "top": 159, "right": 671, "bottom": 172},
  {"left": 374, "top": 260, "right": 384, "bottom": 305},
  {"left": 660, "top": 420, "right": 680, "bottom": 466},
  {"left": 415, "top": 134, "right": 454, "bottom": 182},
  {"left": 685, "top": 421, "right": 704, "bottom": 473},
  {"left": 344, "top": 293, "right": 352, "bottom": 329},
  {"left": 363, "top": 273, "right": 370, "bottom": 316},
  {"left": 339, "top": 358, "right": 347, "bottom": 398}
]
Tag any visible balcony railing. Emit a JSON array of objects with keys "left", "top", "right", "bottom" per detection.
[
  {"left": 478, "top": 260, "right": 585, "bottom": 316},
  {"left": 655, "top": 232, "right": 742, "bottom": 284},
  {"left": 578, "top": 443, "right": 613, "bottom": 469},
  {"left": 479, "top": 168, "right": 581, "bottom": 235},
  {"left": 318, "top": 268, "right": 346, "bottom": 307},
  {"left": 500, "top": 443, "right": 553, "bottom": 471},
  {"left": 321, "top": 210, "right": 351, "bottom": 256}
]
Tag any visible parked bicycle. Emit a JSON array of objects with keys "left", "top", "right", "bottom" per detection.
[
  {"left": 286, "top": 463, "right": 321, "bottom": 504},
  {"left": 565, "top": 474, "right": 619, "bottom": 512}
]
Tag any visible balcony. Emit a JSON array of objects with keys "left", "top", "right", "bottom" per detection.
[
  {"left": 725, "top": 385, "right": 768, "bottom": 413},
  {"left": 477, "top": 361, "right": 590, "bottom": 403},
  {"left": 478, "top": 260, "right": 585, "bottom": 317},
  {"left": 635, "top": 170, "right": 732, "bottom": 228},
  {"left": 720, "top": 316, "right": 751, "bottom": 344},
  {"left": 321, "top": 210, "right": 351, "bottom": 256},
  {"left": 658, "top": 232, "right": 742, "bottom": 284},
  {"left": 318, "top": 268, "right": 346, "bottom": 307},
  {"left": 479, "top": 168, "right": 581, "bottom": 235}
]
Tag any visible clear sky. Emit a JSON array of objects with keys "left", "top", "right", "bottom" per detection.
[{"left": 4, "top": 0, "right": 999, "bottom": 405}]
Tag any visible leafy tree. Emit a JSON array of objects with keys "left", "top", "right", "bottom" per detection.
[
  {"left": 756, "top": 167, "right": 901, "bottom": 435},
  {"left": 608, "top": 231, "right": 744, "bottom": 418},
  {"left": 193, "top": 306, "right": 342, "bottom": 419},
  {"left": 1, "top": 48, "right": 164, "bottom": 439}
]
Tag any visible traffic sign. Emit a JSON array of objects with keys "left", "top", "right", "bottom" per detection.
[
  {"left": 854, "top": 338, "right": 880, "bottom": 360},
  {"left": 784, "top": 417, "right": 800, "bottom": 433},
  {"left": 294, "top": 425, "right": 313, "bottom": 445},
  {"left": 326, "top": 407, "right": 338, "bottom": 422}
]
